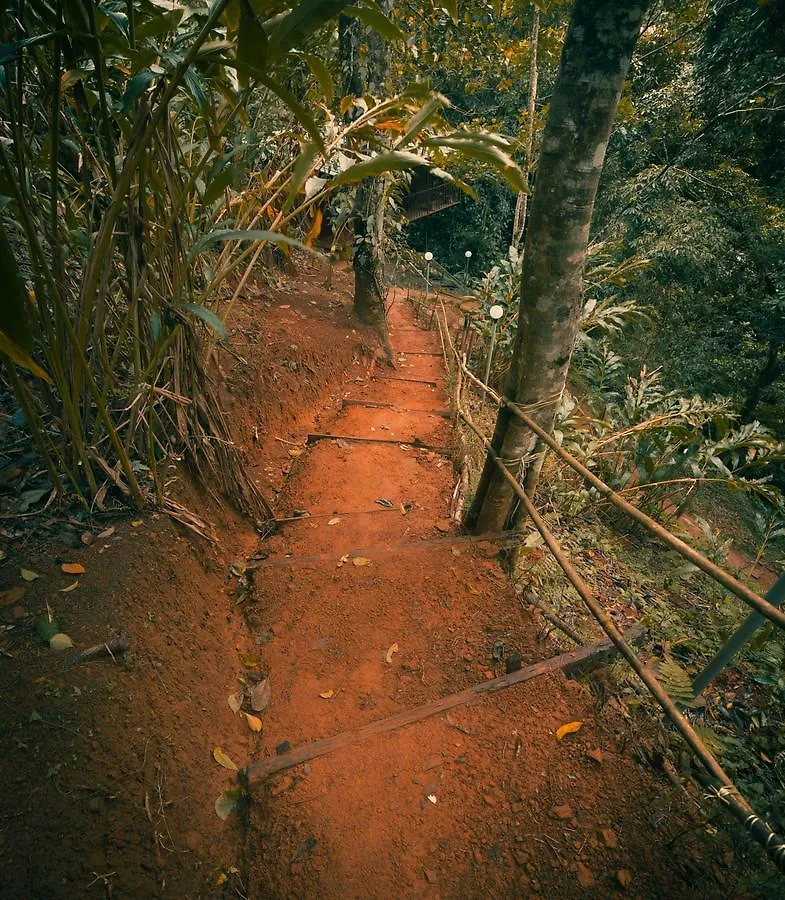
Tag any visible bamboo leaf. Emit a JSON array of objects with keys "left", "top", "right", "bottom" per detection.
[
  {"left": 394, "top": 93, "right": 449, "bottom": 149},
  {"left": 423, "top": 134, "right": 526, "bottom": 193},
  {"left": 187, "top": 229, "right": 319, "bottom": 262},
  {"left": 0, "top": 331, "right": 52, "bottom": 382},
  {"left": 0, "top": 32, "right": 58, "bottom": 65},
  {"left": 285, "top": 140, "right": 320, "bottom": 211},
  {"left": 330, "top": 150, "right": 431, "bottom": 186},
  {"left": 300, "top": 52, "right": 334, "bottom": 101},
  {"left": 440, "top": 0, "right": 458, "bottom": 23},
  {"left": 179, "top": 303, "right": 228, "bottom": 340},
  {"left": 346, "top": 4, "right": 405, "bottom": 42},
  {"left": 266, "top": 0, "right": 349, "bottom": 65}
]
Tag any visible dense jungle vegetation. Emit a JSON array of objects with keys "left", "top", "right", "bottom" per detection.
[{"left": 2, "top": 0, "right": 785, "bottom": 882}]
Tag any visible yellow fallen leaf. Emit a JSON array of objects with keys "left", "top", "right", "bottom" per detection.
[
  {"left": 21, "top": 568, "right": 39, "bottom": 582},
  {"left": 319, "top": 689, "right": 334, "bottom": 699},
  {"left": 61, "top": 562, "right": 85, "bottom": 575},
  {"left": 131, "top": 519, "right": 143, "bottom": 527},
  {"left": 327, "top": 517, "right": 340, "bottom": 526},
  {"left": 385, "top": 643, "right": 399, "bottom": 664},
  {"left": 215, "top": 873, "right": 228, "bottom": 886},
  {"left": 465, "top": 583, "right": 478, "bottom": 595},
  {"left": 243, "top": 712, "right": 263, "bottom": 732},
  {"left": 213, "top": 747, "right": 238, "bottom": 771},
  {"left": 59, "top": 581, "right": 79, "bottom": 593},
  {"left": 556, "top": 721, "right": 583, "bottom": 741},
  {"left": 288, "top": 447, "right": 303, "bottom": 458},
  {"left": 49, "top": 633, "right": 74, "bottom": 650},
  {"left": 352, "top": 556, "right": 372, "bottom": 567}
]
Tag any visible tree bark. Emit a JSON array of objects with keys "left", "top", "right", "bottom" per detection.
[
  {"left": 341, "top": 1, "right": 394, "bottom": 362},
  {"left": 467, "top": 0, "right": 650, "bottom": 534},
  {"left": 741, "top": 339, "right": 784, "bottom": 422},
  {"left": 511, "top": 7, "right": 539, "bottom": 248}
]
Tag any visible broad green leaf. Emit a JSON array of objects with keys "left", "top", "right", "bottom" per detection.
[
  {"left": 0, "top": 33, "right": 57, "bottom": 65},
  {"left": 121, "top": 70, "right": 156, "bottom": 111},
  {"left": 179, "top": 303, "right": 228, "bottom": 340},
  {"left": 135, "top": 8, "right": 184, "bottom": 41},
  {"left": 237, "top": 0, "right": 268, "bottom": 77},
  {"left": 346, "top": 5, "right": 405, "bottom": 42},
  {"left": 300, "top": 52, "right": 334, "bottom": 101},
  {"left": 266, "top": 0, "right": 348, "bottom": 65},
  {"left": 187, "top": 229, "right": 319, "bottom": 262},
  {"left": 330, "top": 150, "right": 430, "bottom": 186}
]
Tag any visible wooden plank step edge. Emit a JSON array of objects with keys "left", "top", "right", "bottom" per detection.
[
  {"left": 306, "top": 433, "right": 450, "bottom": 454},
  {"left": 341, "top": 399, "right": 450, "bottom": 418},
  {"left": 241, "top": 626, "right": 644, "bottom": 785}
]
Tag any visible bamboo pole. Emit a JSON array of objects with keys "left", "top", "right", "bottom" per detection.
[
  {"left": 458, "top": 402, "right": 785, "bottom": 873},
  {"left": 458, "top": 359, "right": 785, "bottom": 632}
]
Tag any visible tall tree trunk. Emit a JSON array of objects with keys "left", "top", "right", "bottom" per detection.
[
  {"left": 741, "top": 339, "right": 784, "bottom": 422},
  {"left": 340, "top": 2, "right": 394, "bottom": 362},
  {"left": 511, "top": 7, "right": 539, "bottom": 248},
  {"left": 467, "top": 0, "right": 650, "bottom": 534}
]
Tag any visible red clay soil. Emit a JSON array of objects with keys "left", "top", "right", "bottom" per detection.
[
  {"left": 241, "top": 290, "right": 739, "bottom": 898},
  {"left": 0, "top": 262, "right": 371, "bottom": 898},
  {"left": 0, "top": 264, "right": 754, "bottom": 898}
]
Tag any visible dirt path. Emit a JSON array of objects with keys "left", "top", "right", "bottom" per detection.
[{"left": 244, "top": 298, "right": 727, "bottom": 898}]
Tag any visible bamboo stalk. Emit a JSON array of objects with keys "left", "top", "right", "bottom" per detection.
[{"left": 458, "top": 402, "right": 785, "bottom": 873}]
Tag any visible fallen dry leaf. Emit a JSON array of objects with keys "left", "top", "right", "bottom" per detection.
[
  {"left": 556, "top": 721, "right": 583, "bottom": 741},
  {"left": 587, "top": 747, "right": 604, "bottom": 764},
  {"left": 464, "top": 583, "right": 478, "bottom": 595},
  {"left": 385, "top": 642, "right": 399, "bottom": 664},
  {"left": 352, "top": 556, "right": 372, "bottom": 567},
  {"left": 20, "top": 568, "right": 39, "bottom": 582},
  {"left": 49, "top": 633, "right": 74, "bottom": 650},
  {"left": 213, "top": 747, "right": 238, "bottom": 771},
  {"left": 617, "top": 869, "right": 632, "bottom": 888},
  {"left": 319, "top": 689, "right": 334, "bottom": 699},
  {"left": 287, "top": 447, "right": 303, "bottom": 458},
  {"left": 0, "top": 586, "right": 25, "bottom": 607},
  {"left": 59, "top": 581, "right": 79, "bottom": 593},
  {"left": 243, "top": 712, "right": 263, "bottom": 732},
  {"left": 327, "top": 517, "right": 340, "bottom": 526},
  {"left": 250, "top": 678, "right": 271, "bottom": 712},
  {"left": 61, "top": 563, "right": 86, "bottom": 575},
  {"left": 131, "top": 519, "right": 143, "bottom": 527},
  {"left": 228, "top": 692, "right": 243, "bottom": 714},
  {"left": 97, "top": 526, "right": 115, "bottom": 539}
]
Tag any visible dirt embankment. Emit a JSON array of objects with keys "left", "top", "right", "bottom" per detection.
[{"left": 0, "top": 260, "right": 372, "bottom": 898}]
